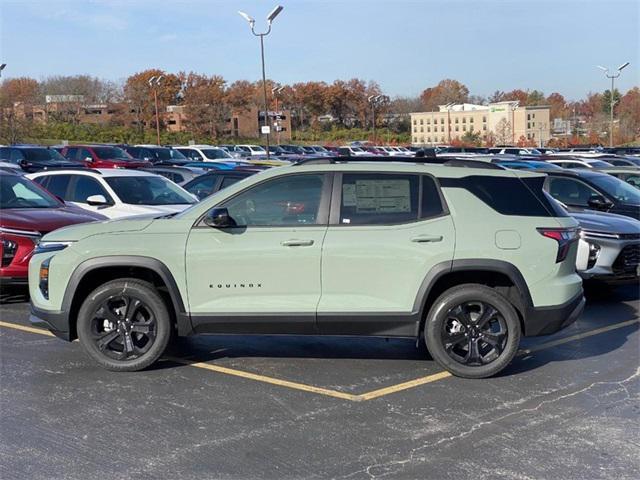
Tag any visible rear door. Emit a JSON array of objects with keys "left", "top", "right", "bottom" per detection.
[{"left": 317, "top": 172, "right": 455, "bottom": 336}]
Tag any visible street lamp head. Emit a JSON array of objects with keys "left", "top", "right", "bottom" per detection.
[
  {"left": 148, "top": 76, "right": 157, "bottom": 86},
  {"left": 156, "top": 75, "right": 164, "bottom": 84},
  {"left": 267, "top": 5, "right": 284, "bottom": 24},
  {"left": 238, "top": 11, "right": 255, "bottom": 26},
  {"left": 0, "top": 64, "right": 6, "bottom": 71},
  {"left": 617, "top": 62, "right": 630, "bottom": 71},
  {"left": 596, "top": 65, "right": 608, "bottom": 73}
]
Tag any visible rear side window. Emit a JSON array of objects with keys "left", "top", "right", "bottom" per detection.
[
  {"left": 338, "top": 173, "right": 443, "bottom": 225},
  {"left": 440, "top": 175, "right": 565, "bottom": 217},
  {"left": 220, "top": 176, "right": 245, "bottom": 189},
  {"left": 185, "top": 175, "right": 219, "bottom": 200}
]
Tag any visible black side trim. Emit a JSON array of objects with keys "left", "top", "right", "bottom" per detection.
[
  {"left": 191, "top": 313, "right": 316, "bottom": 335},
  {"left": 61, "top": 256, "right": 191, "bottom": 336},
  {"left": 317, "top": 312, "right": 418, "bottom": 337}
]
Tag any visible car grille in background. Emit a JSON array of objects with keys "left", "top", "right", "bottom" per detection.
[
  {"left": 612, "top": 244, "right": 640, "bottom": 275},
  {"left": 618, "top": 233, "right": 640, "bottom": 240}
]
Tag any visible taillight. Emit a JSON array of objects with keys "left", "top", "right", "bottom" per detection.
[{"left": 537, "top": 227, "right": 579, "bottom": 263}]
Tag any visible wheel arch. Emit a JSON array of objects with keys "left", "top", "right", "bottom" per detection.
[
  {"left": 63, "top": 256, "right": 191, "bottom": 341},
  {"left": 414, "top": 259, "right": 533, "bottom": 337}
]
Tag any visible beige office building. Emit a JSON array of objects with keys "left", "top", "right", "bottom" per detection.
[{"left": 410, "top": 101, "right": 550, "bottom": 146}]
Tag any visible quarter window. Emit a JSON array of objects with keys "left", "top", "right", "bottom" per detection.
[{"left": 221, "top": 174, "right": 325, "bottom": 226}]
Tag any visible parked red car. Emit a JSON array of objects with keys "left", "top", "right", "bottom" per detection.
[
  {"left": 0, "top": 171, "right": 105, "bottom": 285},
  {"left": 61, "top": 145, "right": 151, "bottom": 169}
]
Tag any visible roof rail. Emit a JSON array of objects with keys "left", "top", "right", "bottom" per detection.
[{"left": 293, "top": 155, "right": 441, "bottom": 166}]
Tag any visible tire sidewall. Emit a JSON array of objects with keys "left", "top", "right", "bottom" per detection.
[
  {"left": 425, "top": 285, "right": 521, "bottom": 379},
  {"left": 77, "top": 279, "right": 171, "bottom": 371}
]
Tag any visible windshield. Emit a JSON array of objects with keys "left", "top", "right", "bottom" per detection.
[
  {"left": 202, "top": 149, "right": 232, "bottom": 160},
  {"left": 352, "top": 147, "right": 365, "bottom": 152},
  {"left": 590, "top": 174, "right": 640, "bottom": 204},
  {"left": 21, "top": 148, "right": 68, "bottom": 163},
  {"left": 0, "top": 175, "right": 60, "bottom": 209},
  {"left": 92, "top": 147, "right": 132, "bottom": 160},
  {"left": 105, "top": 176, "right": 197, "bottom": 205},
  {"left": 250, "top": 146, "right": 266, "bottom": 153}
]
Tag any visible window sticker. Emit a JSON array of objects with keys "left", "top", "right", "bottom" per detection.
[
  {"left": 354, "top": 180, "right": 411, "bottom": 213},
  {"left": 342, "top": 183, "right": 357, "bottom": 206}
]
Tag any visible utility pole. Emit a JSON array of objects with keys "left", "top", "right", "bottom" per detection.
[
  {"left": 272, "top": 85, "right": 285, "bottom": 145},
  {"left": 597, "top": 62, "right": 630, "bottom": 147},
  {"left": 148, "top": 75, "right": 164, "bottom": 146},
  {"left": 368, "top": 94, "right": 389, "bottom": 144},
  {"left": 239, "top": 6, "right": 284, "bottom": 160}
]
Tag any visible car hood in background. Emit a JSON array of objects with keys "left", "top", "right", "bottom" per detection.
[
  {"left": 0, "top": 206, "right": 105, "bottom": 235},
  {"left": 571, "top": 210, "right": 640, "bottom": 235}
]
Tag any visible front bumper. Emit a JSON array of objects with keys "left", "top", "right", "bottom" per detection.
[
  {"left": 524, "top": 291, "right": 585, "bottom": 336},
  {"left": 29, "top": 304, "right": 71, "bottom": 341},
  {"left": 577, "top": 236, "right": 640, "bottom": 283}
]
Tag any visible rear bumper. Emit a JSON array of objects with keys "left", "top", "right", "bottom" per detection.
[
  {"left": 524, "top": 291, "right": 585, "bottom": 336},
  {"left": 29, "top": 304, "right": 71, "bottom": 341}
]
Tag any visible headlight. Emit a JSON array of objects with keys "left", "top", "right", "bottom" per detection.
[
  {"left": 34, "top": 241, "right": 74, "bottom": 255},
  {"left": 39, "top": 257, "right": 51, "bottom": 299}
]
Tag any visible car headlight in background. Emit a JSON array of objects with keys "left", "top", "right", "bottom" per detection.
[
  {"left": 33, "top": 241, "right": 74, "bottom": 255},
  {"left": 39, "top": 257, "right": 51, "bottom": 299}
]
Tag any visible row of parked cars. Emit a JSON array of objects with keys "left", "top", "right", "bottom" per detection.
[{"left": 1, "top": 142, "right": 639, "bottom": 290}]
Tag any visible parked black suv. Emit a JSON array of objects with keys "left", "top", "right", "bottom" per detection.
[{"left": 0, "top": 146, "right": 84, "bottom": 172}]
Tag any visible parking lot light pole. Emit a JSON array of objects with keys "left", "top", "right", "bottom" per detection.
[
  {"left": 239, "top": 5, "right": 284, "bottom": 160},
  {"left": 367, "top": 95, "right": 388, "bottom": 144},
  {"left": 148, "top": 75, "right": 164, "bottom": 146},
  {"left": 597, "top": 62, "right": 630, "bottom": 147},
  {"left": 272, "top": 85, "right": 285, "bottom": 145}
]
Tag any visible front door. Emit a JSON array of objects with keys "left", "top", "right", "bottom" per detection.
[
  {"left": 185, "top": 173, "right": 331, "bottom": 334},
  {"left": 317, "top": 172, "right": 455, "bottom": 336}
]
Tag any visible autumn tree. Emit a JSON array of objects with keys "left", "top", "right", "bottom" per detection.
[
  {"left": 488, "top": 90, "right": 506, "bottom": 103},
  {"left": 617, "top": 87, "right": 640, "bottom": 142},
  {"left": 502, "top": 89, "right": 528, "bottom": 105},
  {"left": 0, "top": 77, "right": 40, "bottom": 107},
  {"left": 225, "top": 80, "right": 257, "bottom": 112},
  {"left": 526, "top": 90, "right": 545, "bottom": 106},
  {"left": 124, "top": 69, "right": 181, "bottom": 133},
  {"left": 546, "top": 92, "right": 568, "bottom": 119},
  {"left": 419, "top": 79, "right": 469, "bottom": 111},
  {"left": 180, "top": 72, "right": 227, "bottom": 138}
]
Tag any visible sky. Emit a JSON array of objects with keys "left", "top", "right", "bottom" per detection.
[{"left": 0, "top": 0, "right": 638, "bottom": 101}]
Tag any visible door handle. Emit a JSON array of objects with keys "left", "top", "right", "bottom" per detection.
[
  {"left": 281, "top": 239, "right": 315, "bottom": 247},
  {"left": 411, "top": 235, "right": 443, "bottom": 243}
]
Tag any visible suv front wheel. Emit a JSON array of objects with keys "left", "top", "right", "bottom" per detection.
[
  {"left": 425, "top": 284, "right": 521, "bottom": 379},
  {"left": 77, "top": 279, "right": 171, "bottom": 371}
]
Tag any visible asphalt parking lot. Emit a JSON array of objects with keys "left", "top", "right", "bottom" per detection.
[{"left": 0, "top": 284, "right": 638, "bottom": 480}]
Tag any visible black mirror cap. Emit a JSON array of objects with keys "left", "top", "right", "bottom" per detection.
[
  {"left": 204, "top": 207, "right": 237, "bottom": 228},
  {"left": 587, "top": 194, "right": 613, "bottom": 209}
]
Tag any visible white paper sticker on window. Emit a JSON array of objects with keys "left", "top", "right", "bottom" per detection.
[
  {"left": 342, "top": 184, "right": 357, "bottom": 206},
  {"left": 353, "top": 179, "right": 411, "bottom": 213}
]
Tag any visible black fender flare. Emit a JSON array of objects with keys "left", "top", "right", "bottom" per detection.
[
  {"left": 62, "top": 256, "right": 192, "bottom": 336},
  {"left": 412, "top": 259, "right": 534, "bottom": 337}
]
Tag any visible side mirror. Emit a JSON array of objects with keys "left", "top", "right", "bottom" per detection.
[
  {"left": 86, "top": 194, "right": 109, "bottom": 206},
  {"left": 587, "top": 194, "right": 612, "bottom": 210},
  {"left": 204, "top": 208, "right": 237, "bottom": 228},
  {"left": 85, "top": 156, "right": 93, "bottom": 162}
]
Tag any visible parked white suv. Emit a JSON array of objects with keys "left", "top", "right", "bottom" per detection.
[
  {"left": 27, "top": 169, "right": 197, "bottom": 219},
  {"left": 175, "top": 145, "right": 235, "bottom": 162},
  {"left": 234, "top": 145, "right": 267, "bottom": 156}
]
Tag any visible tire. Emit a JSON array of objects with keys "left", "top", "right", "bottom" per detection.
[
  {"left": 424, "top": 284, "right": 521, "bottom": 379},
  {"left": 77, "top": 278, "right": 172, "bottom": 372}
]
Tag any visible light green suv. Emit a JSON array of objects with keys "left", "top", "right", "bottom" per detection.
[{"left": 29, "top": 159, "right": 585, "bottom": 378}]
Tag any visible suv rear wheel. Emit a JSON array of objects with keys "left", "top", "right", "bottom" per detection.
[
  {"left": 77, "top": 279, "right": 171, "bottom": 371},
  {"left": 424, "top": 284, "right": 521, "bottom": 378}
]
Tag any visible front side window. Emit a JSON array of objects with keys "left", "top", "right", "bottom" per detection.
[
  {"left": 589, "top": 174, "right": 640, "bottom": 204},
  {"left": 71, "top": 176, "right": 112, "bottom": 203},
  {"left": 92, "top": 147, "right": 132, "bottom": 160},
  {"left": 545, "top": 177, "right": 601, "bottom": 207},
  {"left": 202, "top": 149, "right": 232, "bottom": 160},
  {"left": 339, "top": 173, "right": 424, "bottom": 225},
  {"left": 43, "top": 174, "right": 72, "bottom": 198},
  {"left": 221, "top": 174, "right": 325, "bottom": 226},
  {"left": 185, "top": 175, "right": 220, "bottom": 200}
]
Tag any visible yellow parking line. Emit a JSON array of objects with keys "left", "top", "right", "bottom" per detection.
[
  {"left": 0, "top": 320, "right": 55, "bottom": 337},
  {"left": 356, "top": 371, "right": 452, "bottom": 401},
  {"left": 0, "top": 318, "right": 638, "bottom": 401},
  {"left": 167, "top": 356, "right": 359, "bottom": 402}
]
